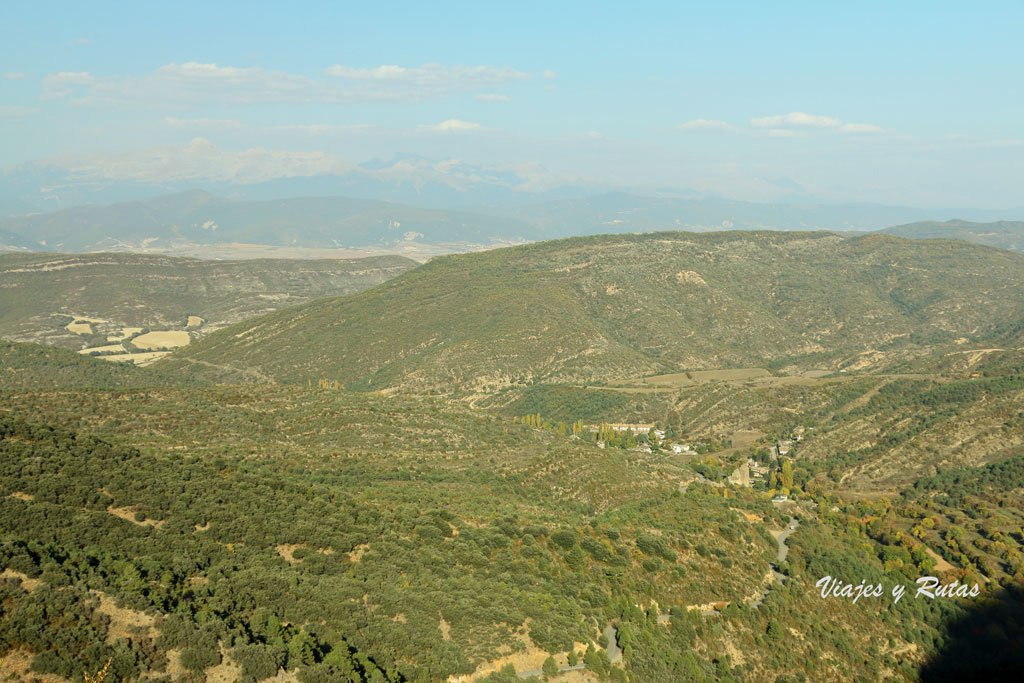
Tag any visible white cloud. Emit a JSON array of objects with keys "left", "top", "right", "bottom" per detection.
[
  {"left": 41, "top": 137, "right": 357, "bottom": 184},
  {"left": 542, "top": 69, "right": 557, "bottom": 79},
  {"left": 751, "top": 112, "right": 842, "bottom": 128},
  {"left": 41, "top": 71, "right": 96, "bottom": 98},
  {"left": 677, "top": 119, "right": 734, "bottom": 132},
  {"left": 475, "top": 93, "right": 510, "bottom": 102},
  {"left": 840, "top": 122, "right": 884, "bottom": 134},
  {"left": 324, "top": 62, "right": 528, "bottom": 100},
  {"left": 70, "top": 37, "right": 90, "bottom": 46},
  {"left": 0, "top": 105, "right": 38, "bottom": 119},
  {"left": 42, "top": 61, "right": 530, "bottom": 107},
  {"left": 419, "top": 119, "right": 484, "bottom": 133},
  {"left": 263, "top": 123, "right": 375, "bottom": 136},
  {"left": 161, "top": 117, "right": 377, "bottom": 137},
  {"left": 764, "top": 128, "right": 801, "bottom": 138},
  {"left": 163, "top": 116, "right": 245, "bottom": 130},
  {"left": 3, "top": 72, "right": 28, "bottom": 80},
  {"left": 750, "top": 111, "right": 883, "bottom": 135}
]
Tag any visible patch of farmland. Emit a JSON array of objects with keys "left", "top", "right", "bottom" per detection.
[{"left": 131, "top": 330, "right": 191, "bottom": 350}]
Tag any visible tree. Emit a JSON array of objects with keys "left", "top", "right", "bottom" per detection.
[
  {"left": 781, "top": 459, "right": 794, "bottom": 492},
  {"left": 542, "top": 656, "right": 559, "bottom": 677}
]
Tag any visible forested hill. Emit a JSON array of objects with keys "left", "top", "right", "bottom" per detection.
[
  {"left": 170, "top": 230, "right": 1024, "bottom": 392},
  {"left": 0, "top": 341, "right": 205, "bottom": 390}
]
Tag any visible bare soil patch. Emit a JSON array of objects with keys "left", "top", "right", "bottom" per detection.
[
  {"left": 91, "top": 590, "right": 156, "bottom": 643},
  {"left": 348, "top": 543, "right": 370, "bottom": 562},
  {"left": 107, "top": 505, "right": 164, "bottom": 528},
  {"left": 1, "top": 568, "right": 41, "bottom": 591}
]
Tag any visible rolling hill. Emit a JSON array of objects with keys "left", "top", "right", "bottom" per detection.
[
  {"left": 0, "top": 189, "right": 539, "bottom": 253},
  {"left": 881, "top": 219, "right": 1024, "bottom": 253},
  {"left": 169, "top": 230, "right": 1024, "bottom": 392},
  {"left": 0, "top": 251, "right": 416, "bottom": 350},
  {"left": 4, "top": 185, "right": 1023, "bottom": 259},
  {"left": 0, "top": 340, "right": 205, "bottom": 389}
]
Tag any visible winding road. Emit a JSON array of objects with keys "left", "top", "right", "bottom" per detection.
[
  {"left": 515, "top": 517, "right": 798, "bottom": 678},
  {"left": 751, "top": 516, "right": 798, "bottom": 608}
]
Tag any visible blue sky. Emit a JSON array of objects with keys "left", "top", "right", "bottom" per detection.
[{"left": 2, "top": 1, "right": 1022, "bottom": 207}]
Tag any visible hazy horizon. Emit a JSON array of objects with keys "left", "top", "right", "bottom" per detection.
[{"left": 3, "top": 1, "right": 1023, "bottom": 211}]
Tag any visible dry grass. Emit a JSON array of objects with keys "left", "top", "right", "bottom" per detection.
[
  {"left": 131, "top": 330, "right": 191, "bottom": 350},
  {"left": 275, "top": 543, "right": 307, "bottom": 565},
  {"left": 0, "top": 647, "right": 68, "bottom": 682},
  {"left": 65, "top": 321, "right": 94, "bottom": 335},
  {"left": 96, "top": 351, "right": 172, "bottom": 365},
  {"left": 78, "top": 344, "right": 126, "bottom": 355},
  {"left": 347, "top": 543, "right": 370, "bottom": 562},
  {"left": 92, "top": 591, "right": 156, "bottom": 643},
  {"left": 1, "top": 568, "right": 41, "bottom": 591},
  {"left": 924, "top": 546, "right": 955, "bottom": 573},
  {"left": 107, "top": 327, "right": 143, "bottom": 342},
  {"left": 203, "top": 647, "right": 242, "bottom": 683},
  {"left": 107, "top": 505, "right": 164, "bottom": 528}
]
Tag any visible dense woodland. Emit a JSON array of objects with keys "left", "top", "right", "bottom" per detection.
[{"left": 2, "top": 366, "right": 1022, "bottom": 681}]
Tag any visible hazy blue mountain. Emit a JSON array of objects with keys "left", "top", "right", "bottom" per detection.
[
  {"left": 0, "top": 227, "right": 37, "bottom": 251},
  {"left": 475, "top": 193, "right": 1024, "bottom": 236},
  {"left": 3, "top": 182, "right": 1023, "bottom": 256},
  {"left": 880, "top": 220, "right": 1024, "bottom": 253},
  {"left": 0, "top": 151, "right": 603, "bottom": 215},
  {"left": 0, "top": 190, "right": 540, "bottom": 252}
]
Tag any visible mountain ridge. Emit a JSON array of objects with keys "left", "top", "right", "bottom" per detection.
[{"left": 168, "top": 229, "right": 1024, "bottom": 392}]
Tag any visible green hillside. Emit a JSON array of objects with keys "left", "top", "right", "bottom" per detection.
[
  {"left": 0, "top": 384, "right": 993, "bottom": 682},
  {"left": 172, "top": 230, "right": 1024, "bottom": 392},
  {"left": 0, "top": 251, "right": 415, "bottom": 349},
  {"left": 0, "top": 340, "right": 204, "bottom": 390},
  {"left": 881, "top": 219, "right": 1024, "bottom": 253}
]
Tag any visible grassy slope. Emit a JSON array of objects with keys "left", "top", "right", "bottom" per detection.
[
  {"left": 0, "top": 251, "right": 416, "bottom": 347},
  {"left": 173, "top": 230, "right": 1024, "bottom": 391}
]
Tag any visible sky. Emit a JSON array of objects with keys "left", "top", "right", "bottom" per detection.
[{"left": 2, "top": 0, "right": 1023, "bottom": 208}]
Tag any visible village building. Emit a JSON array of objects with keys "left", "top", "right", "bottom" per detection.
[
  {"left": 601, "top": 423, "right": 655, "bottom": 433},
  {"left": 728, "top": 464, "right": 751, "bottom": 487}
]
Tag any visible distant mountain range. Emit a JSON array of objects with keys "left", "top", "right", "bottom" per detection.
[
  {"left": 0, "top": 190, "right": 539, "bottom": 253},
  {"left": 0, "top": 144, "right": 601, "bottom": 215},
  {"left": 881, "top": 219, "right": 1024, "bottom": 253},
  {"left": 2, "top": 188, "right": 1023, "bottom": 256}
]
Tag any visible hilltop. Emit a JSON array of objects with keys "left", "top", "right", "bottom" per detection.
[
  {"left": 0, "top": 251, "right": 415, "bottom": 353},
  {"left": 881, "top": 219, "right": 1024, "bottom": 253},
  {"left": 170, "top": 230, "right": 1024, "bottom": 392}
]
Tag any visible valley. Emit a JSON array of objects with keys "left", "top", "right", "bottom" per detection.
[{"left": 1, "top": 229, "right": 1023, "bottom": 682}]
